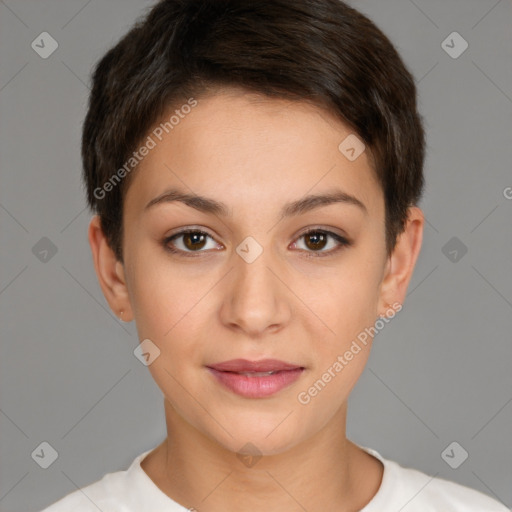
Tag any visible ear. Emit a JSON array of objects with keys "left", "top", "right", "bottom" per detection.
[
  {"left": 88, "top": 215, "right": 134, "bottom": 322},
  {"left": 378, "top": 206, "right": 424, "bottom": 317}
]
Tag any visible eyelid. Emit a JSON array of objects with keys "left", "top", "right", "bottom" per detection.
[
  {"left": 295, "top": 225, "right": 349, "bottom": 241},
  {"left": 166, "top": 226, "right": 216, "bottom": 238}
]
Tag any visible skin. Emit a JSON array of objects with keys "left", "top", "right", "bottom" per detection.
[{"left": 88, "top": 87, "right": 424, "bottom": 512}]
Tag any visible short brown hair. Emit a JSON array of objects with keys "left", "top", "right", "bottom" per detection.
[{"left": 82, "top": 0, "right": 425, "bottom": 262}]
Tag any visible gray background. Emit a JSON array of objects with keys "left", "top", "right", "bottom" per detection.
[{"left": 1, "top": 0, "right": 511, "bottom": 510}]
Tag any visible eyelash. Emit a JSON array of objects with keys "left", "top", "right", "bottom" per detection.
[{"left": 163, "top": 228, "right": 351, "bottom": 258}]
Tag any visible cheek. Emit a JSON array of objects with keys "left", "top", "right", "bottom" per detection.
[
  {"left": 295, "top": 305, "right": 375, "bottom": 429},
  {"left": 296, "top": 254, "right": 383, "bottom": 411},
  {"left": 127, "top": 255, "right": 212, "bottom": 401},
  {"left": 127, "top": 251, "right": 222, "bottom": 393},
  {"left": 304, "top": 261, "right": 382, "bottom": 347},
  {"left": 127, "top": 243, "right": 205, "bottom": 338}
]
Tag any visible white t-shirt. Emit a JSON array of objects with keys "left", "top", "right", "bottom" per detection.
[{"left": 41, "top": 445, "right": 508, "bottom": 511}]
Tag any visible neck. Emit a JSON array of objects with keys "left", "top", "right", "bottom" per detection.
[{"left": 142, "top": 399, "right": 383, "bottom": 512}]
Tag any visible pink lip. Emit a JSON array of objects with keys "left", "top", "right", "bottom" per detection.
[
  {"left": 206, "top": 359, "right": 305, "bottom": 398},
  {"left": 208, "top": 358, "right": 302, "bottom": 372}
]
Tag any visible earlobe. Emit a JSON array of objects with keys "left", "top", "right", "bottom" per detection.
[
  {"left": 377, "top": 206, "right": 424, "bottom": 316},
  {"left": 88, "top": 215, "right": 134, "bottom": 322}
]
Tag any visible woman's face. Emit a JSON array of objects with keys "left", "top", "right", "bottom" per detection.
[{"left": 118, "top": 89, "right": 398, "bottom": 455}]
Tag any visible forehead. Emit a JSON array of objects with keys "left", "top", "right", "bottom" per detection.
[{"left": 124, "top": 89, "right": 383, "bottom": 219}]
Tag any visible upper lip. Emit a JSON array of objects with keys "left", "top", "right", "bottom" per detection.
[{"left": 207, "top": 359, "right": 303, "bottom": 372}]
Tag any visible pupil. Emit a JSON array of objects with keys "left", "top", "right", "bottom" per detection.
[{"left": 306, "top": 232, "right": 326, "bottom": 250}]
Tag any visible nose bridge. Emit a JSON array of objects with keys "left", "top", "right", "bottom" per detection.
[
  {"left": 236, "top": 245, "right": 275, "bottom": 296},
  {"left": 221, "top": 239, "right": 291, "bottom": 335}
]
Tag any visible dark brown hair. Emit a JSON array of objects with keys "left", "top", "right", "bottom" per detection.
[{"left": 82, "top": 0, "right": 425, "bottom": 262}]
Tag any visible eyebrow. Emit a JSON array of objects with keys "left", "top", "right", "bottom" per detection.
[{"left": 144, "top": 187, "right": 367, "bottom": 218}]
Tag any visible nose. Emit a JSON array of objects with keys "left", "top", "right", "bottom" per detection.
[{"left": 219, "top": 247, "right": 292, "bottom": 338}]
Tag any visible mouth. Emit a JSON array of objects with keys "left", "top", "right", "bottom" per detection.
[{"left": 206, "top": 359, "right": 305, "bottom": 398}]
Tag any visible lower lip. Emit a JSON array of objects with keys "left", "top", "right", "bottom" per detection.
[{"left": 207, "top": 368, "right": 304, "bottom": 398}]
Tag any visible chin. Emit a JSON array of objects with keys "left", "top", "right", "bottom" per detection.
[{"left": 199, "top": 410, "right": 310, "bottom": 458}]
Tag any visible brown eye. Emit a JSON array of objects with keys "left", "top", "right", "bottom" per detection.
[
  {"left": 304, "top": 231, "right": 328, "bottom": 251},
  {"left": 182, "top": 232, "right": 207, "bottom": 250},
  {"left": 293, "top": 229, "right": 350, "bottom": 257},
  {"left": 164, "top": 229, "right": 219, "bottom": 255}
]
